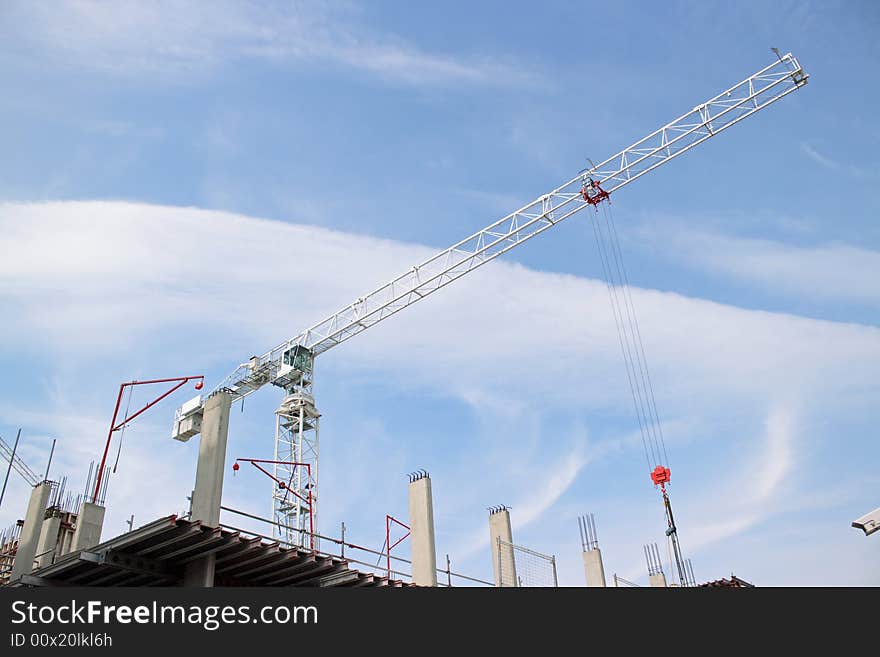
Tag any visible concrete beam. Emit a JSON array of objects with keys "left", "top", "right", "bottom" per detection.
[
  {"left": 649, "top": 572, "right": 668, "bottom": 588},
  {"left": 190, "top": 392, "right": 232, "bottom": 527},
  {"left": 582, "top": 548, "right": 607, "bottom": 587},
  {"left": 18, "top": 574, "right": 72, "bottom": 587},
  {"left": 489, "top": 508, "right": 516, "bottom": 587},
  {"left": 407, "top": 474, "right": 437, "bottom": 587},
  {"left": 10, "top": 482, "right": 52, "bottom": 580},
  {"left": 70, "top": 502, "right": 106, "bottom": 552}
]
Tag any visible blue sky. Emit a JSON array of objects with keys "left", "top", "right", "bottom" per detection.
[{"left": 0, "top": 1, "right": 878, "bottom": 586}]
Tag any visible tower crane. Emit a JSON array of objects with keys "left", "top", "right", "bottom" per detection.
[{"left": 171, "top": 53, "right": 808, "bottom": 554}]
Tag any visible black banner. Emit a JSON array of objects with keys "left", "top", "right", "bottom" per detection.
[{"left": 0, "top": 586, "right": 872, "bottom": 650}]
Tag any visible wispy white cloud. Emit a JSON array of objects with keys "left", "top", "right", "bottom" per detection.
[
  {"left": 451, "top": 445, "right": 588, "bottom": 560},
  {"left": 1, "top": 0, "right": 535, "bottom": 87},
  {"left": 631, "top": 221, "right": 880, "bottom": 306},
  {"left": 682, "top": 405, "right": 796, "bottom": 556},
  {"left": 801, "top": 142, "right": 880, "bottom": 180},
  {"left": 749, "top": 405, "right": 795, "bottom": 503},
  {"left": 608, "top": 404, "right": 798, "bottom": 583},
  {"left": 3, "top": 201, "right": 879, "bottom": 432},
  {"left": 4, "top": 204, "right": 880, "bottom": 398},
  {"left": 1, "top": 201, "right": 878, "bottom": 585},
  {"left": 801, "top": 143, "right": 839, "bottom": 170}
]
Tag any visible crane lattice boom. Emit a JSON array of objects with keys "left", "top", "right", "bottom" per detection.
[
  {"left": 206, "top": 52, "right": 806, "bottom": 404},
  {"left": 171, "top": 53, "right": 808, "bottom": 550}
]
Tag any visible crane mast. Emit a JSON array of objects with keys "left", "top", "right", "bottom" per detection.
[{"left": 172, "top": 53, "right": 807, "bottom": 549}]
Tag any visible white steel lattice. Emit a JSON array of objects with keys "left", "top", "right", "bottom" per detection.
[
  {"left": 272, "top": 393, "right": 319, "bottom": 549},
  {"left": 180, "top": 53, "right": 807, "bottom": 543},
  {"left": 209, "top": 52, "right": 807, "bottom": 405}
]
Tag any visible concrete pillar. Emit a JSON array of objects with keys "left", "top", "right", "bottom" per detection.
[
  {"left": 582, "top": 548, "right": 606, "bottom": 587},
  {"left": 407, "top": 473, "right": 437, "bottom": 586},
  {"left": 10, "top": 481, "right": 52, "bottom": 580},
  {"left": 190, "top": 392, "right": 232, "bottom": 527},
  {"left": 70, "top": 502, "right": 106, "bottom": 552},
  {"left": 35, "top": 512, "right": 62, "bottom": 569},
  {"left": 489, "top": 507, "right": 516, "bottom": 587},
  {"left": 184, "top": 392, "right": 232, "bottom": 588},
  {"left": 649, "top": 572, "right": 668, "bottom": 588},
  {"left": 183, "top": 553, "right": 216, "bottom": 587}
]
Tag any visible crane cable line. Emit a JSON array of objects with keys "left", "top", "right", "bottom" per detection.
[
  {"left": 593, "top": 202, "right": 687, "bottom": 586},
  {"left": 604, "top": 203, "right": 669, "bottom": 467},
  {"left": 588, "top": 201, "right": 669, "bottom": 473},
  {"left": 602, "top": 202, "right": 670, "bottom": 469},
  {"left": 588, "top": 206, "right": 655, "bottom": 473}
]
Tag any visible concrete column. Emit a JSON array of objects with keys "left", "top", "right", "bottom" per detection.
[
  {"left": 407, "top": 474, "right": 437, "bottom": 586},
  {"left": 582, "top": 548, "right": 606, "bottom": 587},
  {"left": 10, "top": 481, "right": 52, "bottom": 580},
  {"left": 184, "top": 392, "right": 232, "bottom": 588},
  {"left": 35, "top": 512, "right": 62, "bottom": 569},
  {"left": 70, "top": 502, "right": 106, "bottom": 552},
  {"left": 489, "top": 508, "right": 516, "bottom": 587},
  {"left": 183, "top": 553, "right": 216, "bottom": 587},
  {"left": 189, "top": 392, "right": 232, "bottom": 527},
  {"left": 649, "top": 572, "right": 668, "bottom": 588}
]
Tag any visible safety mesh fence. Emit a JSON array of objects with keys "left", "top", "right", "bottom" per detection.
[{"left": 497, "top": 538, "right": 557, "bottom": 587}]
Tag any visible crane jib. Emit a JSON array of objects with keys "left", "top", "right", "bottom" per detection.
[{"left": 173, "top": 52, "right": 808, "bottom": 434}]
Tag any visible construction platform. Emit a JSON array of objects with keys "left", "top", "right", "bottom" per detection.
[{"left": 9, "top": 515, "right": 409, "bottom": 588}]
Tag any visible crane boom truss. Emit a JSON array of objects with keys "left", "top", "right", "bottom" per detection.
[
  {"left": 211, "top": 52, "right": 806, "bottom": 402},
  {"left": 175, "top": 52, "right": 808, "bottom": 547}
]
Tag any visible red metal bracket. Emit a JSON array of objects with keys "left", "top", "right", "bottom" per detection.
[
  {"left": 385, "top": 514, "right": 410, "bottom": 578},
  {"left": 582, "top": 178, "right": 610, "bottom": 207},
  {"left": 232, "top": 458, "right": 314, "bottom": 550},
  {"left": 93, "top": 376, "right": 204, "bottom": 503}
]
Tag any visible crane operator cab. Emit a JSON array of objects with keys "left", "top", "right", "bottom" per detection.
[
  {"left": 276, "top": 344, "right": 314, "bottom": 390},
  {"left": 581, "top": 177, "right": 609, "bottom": 207}
]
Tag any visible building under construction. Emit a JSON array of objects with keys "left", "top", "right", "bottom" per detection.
[{"left": 1, "top": 52, "right": 811, "bottom": 589}]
